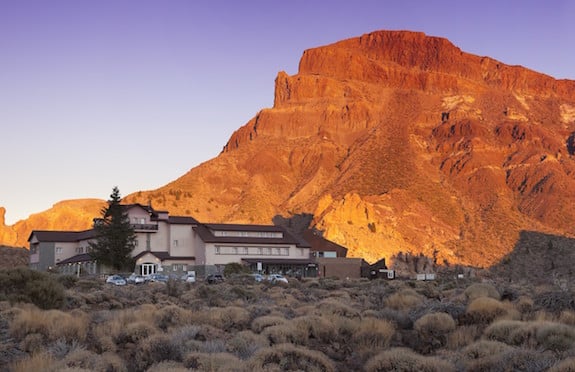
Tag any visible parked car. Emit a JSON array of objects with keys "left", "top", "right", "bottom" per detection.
[
  {"left": 106, "top": 274, "right": 127, "bottom": 286},
  {"left": 127, "top": 273, "right": 145, "bottom": 284},
  {"left": 148, "top": 273, "right": 169, "bottom": 283},
  {"left": 206, "top": 274, "right": 225, "bottom": 284},
  {"left": 267, "top": 274, "right": 288, "bottom": 284},
  {"left": 181, "top": 272, "right": 196, "bottom": 283},
  {"left": 251, "top": 273, "right": 265, "bottom": 282}
]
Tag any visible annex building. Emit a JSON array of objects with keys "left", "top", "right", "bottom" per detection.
[{"left": 28, "top": 204, "right": 318, "bottom": 278}]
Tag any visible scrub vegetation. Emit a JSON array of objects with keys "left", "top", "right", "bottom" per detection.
[{"left": 2, "top": 268, "right": 575, "bottom": 371}]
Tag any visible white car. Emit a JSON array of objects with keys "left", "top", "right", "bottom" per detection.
[
  {"left": 127, "top": 273, "right": 145, "bottom": 284},
  {"left": 267, "top": 274, "right": 288, "bottom": 284},
  {"left": 181, "top": 272, "right": 196, "bottom": 283},
  {"left": 106, "top": 275, "right": 127, "bottom": 286}
]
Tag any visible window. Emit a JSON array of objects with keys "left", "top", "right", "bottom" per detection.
[
  {"left": 215, "top": 246, "right": 220, "bottom": 255},
  {"left": 182, "top": 265, "right": 187, "bottom": 271},
  {"left": 173, "top": 240, "right": 178, "bottom": 247},
  {"left": 134, "top": 240, "right": 138, "bottom": 247},
  {"left": 55, "top": 247, "right": 63, "bottom": 254}
]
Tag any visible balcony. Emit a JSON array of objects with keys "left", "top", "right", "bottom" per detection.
[{"left": 131, "top": 223, "right": 159, "bottom": 232}]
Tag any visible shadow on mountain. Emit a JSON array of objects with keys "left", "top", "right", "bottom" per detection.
[
  {"left": 272, "top": 213, "right": 315, "bottom": 235},
  {"left": 489, "top": 230, "right": 575, "bottom": 287}
]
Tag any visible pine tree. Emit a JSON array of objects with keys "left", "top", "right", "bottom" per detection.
[{"left": 89, "top": 187, "right": 136, "bottom": 272}]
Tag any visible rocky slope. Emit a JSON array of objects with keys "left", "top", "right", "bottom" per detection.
[{"left": 2, "top": 31, "right": 575, "bottom": 267}]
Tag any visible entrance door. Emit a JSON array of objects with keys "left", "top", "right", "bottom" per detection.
[{"left": 141, "top": 263, "right": 156, "bottom": 276}]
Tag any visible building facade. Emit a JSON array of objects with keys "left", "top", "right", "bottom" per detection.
[{"left": 28, "top": 204, "right": 317, "bottom": 278}]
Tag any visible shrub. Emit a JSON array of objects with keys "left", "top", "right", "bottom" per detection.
[
  {"left": 261, "top": 323, "right": 309, "bottom": 346},
  {"left": 364, "top": 347, "right": 455, "bottom": 372},
  {"left": 534, "top": 291, "right": 575, "bottom": 315},
  {"left": 460, "top": 339, "right": 512, "bottom": 362},
  {"left": 535, "top": 321, "right": 575, "bottom": 352},
  {"left": 146, "top": 360, "right": 188, "bottom": 372},
  {"left": 353, "top": 318, "right": 395, "bottom": 350},
  {"left": 483, "top": 320, "right": 525, "bottom": 343},
  {"left": 10, "top": 352, "right": 56, "bottom": 372},
  {"left": 247, "top": 343, "right": 335, "bottom": 372},
  {"left": 384, "top": 289, "right": 424, "bottom": 311},
  {"left": 465, "top": 297, "right": 518, "bottom": 324},
  {"left": 315, "top": 298, "right": 360, "bottom": 318},
  {"left": 447, "top": 325, "right": 482, "bottom": 349},
  {"left": 0, "top": 268, "right": 65, "bottom": 309},
  {"left": 414, "top": 312, "right": 456, "bottom": 336},
  {"left": 548, "top": 357, "right": 575, "bottom": 372},
  {"left": 184, "top": 352, "right": 246, "bottom": 371},
  {"left": 464, "top": 283, "right": 500, "bottom": 301},
  {"left": 413, "top": 312, "right": 456, "bottom": 352},
  {"left": 203, "top": 306, "right": 251, "bottom": 332},
  {"left": 153, "top": 304, "right": 191, "bottom": 331},
  {"left": 132, "top": 334, "right": 182, "bottom": 371},
  {"left": 52, "top": 348, "right": 127, "bottom": 372},
  {"left": 227, "top": 330, "right": 269, "bottom": 359},
  {"left": 465, "top": 348, "right": 557, "bottom": 372},
  {"left": 515, "top": 295, "right": 534, "bottom": 315},
  {"left": 10, "top": 307, "right": 89, "bottom": 344},
  {"left": 251, "top": 315, "right": 287, "bottom": 334}
]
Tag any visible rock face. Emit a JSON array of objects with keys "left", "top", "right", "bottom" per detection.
[{"left": 3, "top": 30, "right": 575, "bottom": 267}]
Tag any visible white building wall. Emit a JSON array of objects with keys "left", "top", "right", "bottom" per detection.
[
  {"left": 54, "top": 242, "right": 80, "bottom": 265},
  {"left": 169, "top": 224, "right": 196, "bottom": 257},
  {"left": 203, "top": 243, "right": 309, "bottom": 266}
]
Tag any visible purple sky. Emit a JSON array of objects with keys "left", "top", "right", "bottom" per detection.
[{"left": 1, "top": 0, "right": 573, "bottom": 224}]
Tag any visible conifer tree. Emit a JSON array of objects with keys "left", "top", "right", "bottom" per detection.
[{"left": 89, "top": 186, "right": 136, "bottom": 271}]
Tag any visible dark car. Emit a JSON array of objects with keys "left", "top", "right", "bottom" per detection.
[{"left": 206, "top": 274, "right": 224, "bottom": 284}]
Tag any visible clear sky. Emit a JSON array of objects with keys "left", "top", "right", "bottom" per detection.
[{"left": 1, "top": 0, "right": 573, "bottom": 224}]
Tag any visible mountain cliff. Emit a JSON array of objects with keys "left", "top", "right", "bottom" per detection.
[{"left": 2, "top": 31, "right": 575, "bottom": 266}]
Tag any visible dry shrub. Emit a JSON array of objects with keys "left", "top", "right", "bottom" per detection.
[
  {"left": 247, "top": 343, "right": 335, "bottom": 372},
  {"left": 465, "top": 348, "right": 557, "bottom": 372},
  {"left": 483, "top": 320, "right": 525, "bottom": 343},
  {"left": 460, "top": 339, "right": 513, "bottom": 363},
  {"left": 114, "top": 321, "right": 157, "bottom": 346},
  {"left": 145, "top": 360, "right": 188, "bottom": 372},
  {"left": 464, "top": 282, "right": 500, "bottom": 301},
  {"left": 413, "top": 312, "right": 456, "bottom": 353},
  {"left": 549, "top": 357, "right": 575, "bottom": 372},
  {"left": 447, "top": 324, "right": 482, "bottom": 349},
  {"left": 10, "top": 352, "right": 56, "bottom": 372},
  {"left": 559, "top": 311, "right": 575, "bottom": 326},
  {"left": 227, "top": 330, "right": 269, "bottom": 359},
  {"left": 414, "top": 312, "right": 456, "bottom": 336},
  {"left": 384, "top": 289, "right": 424, "bottom": 311},
  {"left": 201, "top": 306, "right": 251, "bottom": 331},
  {"left": 292, "top": 315, "right": 341, "bottom": 345},
  {"left": 184, "top": 351, "right": 245, "bottom": 371},
  {"left": 515, "top": 295, "right": 534, "bottom": 315},
  {"left": 261, "top": 322, "right": 309, "bottom": 346},
  {"left": 10, "top": 307, "right": 89, "bottom": 343},
  {"left": 484, "top": 319, "right": 575, "bottom": 352},
  {"left": 534, "top": 290, "right": 575, "bottom": 314},
  {"left": 251, "top": 315, "right": 287, "bottom": 333},
  {"left": 132, "top": 334, "right": 182, "bottom": 371},
  {"left": 153, "top": 304, "right": 192, "bottom": 331},
  {"left": 315, "top": 298, "right": 360, "bottom": 318},
  {"left": 52, "top": 349, "right": 127, "bottom": 372},
  {"left": 364, "top": 347, "right": 455, "bottom": 372},
  {"left": 375, "top": 307, "right": 413, "bottom": 330},
  {"left": 535, "top": 321, "right": 575, "bottom": 352},
  {"left": 353, "top": 317, "right": 395, "bottom": 350},
  {"left": 465, "top": 297, "right": 519, "bottom": 324}
]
